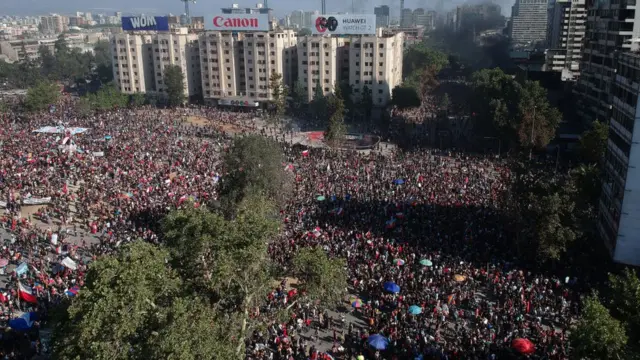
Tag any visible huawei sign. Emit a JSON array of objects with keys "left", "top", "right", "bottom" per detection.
[{"left": 206, "top": 14, "right": 269, "bottom": 31}]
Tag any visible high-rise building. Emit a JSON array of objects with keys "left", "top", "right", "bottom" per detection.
[
  {"left": 111, "top": 28, "right": 201, "bottom": 98},
  {"left": 303, "top": 11, "right": 320, "bottom": 29},
  {"left": 374, "top": 5, "right": 390, "bottom": 28},
  {"left": 200, "top": 29, "right": 298, "bottom": 103},
  {"left": 221, "top": 3, "right": 272, "bottom": 18},
  {"left": 573, "top": 0, "right": 640, "bottom": 125},
  {"left": 401, "top": 8, "right": 414, "bottom": 27},
  {"left": 509, "top": 0, "right": 549, "bottom": 47},
  {"left": 40, "top": 15, "right": 68, "bottom": 34},
  {"left": 545, "top": 0, "right": 586, "bottom": 81},
  {"left": 289, "top": 10, "right": 304, "bottom": 29},
  {"left": 412, "top": 8, "right": 435, "bottom": 29},
  {"left": 298, "top": 32, "right": 404, "bottom": 105},
  {"left": 598, "top": 47, "right": 640, "bottom": 266}
]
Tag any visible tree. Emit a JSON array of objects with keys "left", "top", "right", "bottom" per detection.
[
  {"left": 51, "top": 242, "right": 183, "bottom": 360},
  {"left": 297, "top": 28, "right": 312, "bottom": 36},
  {"left": 358, "top": 85, "right": 373, "bottom": 120},
  {"left": 218, "top": 134, "right": 291, "bottom": 211},
  {"left": 24, "top": 80, "right": 59, "bottom": 112},
  {"left": 164, "top": 65, "right": 186, "bottom": 107},
  {"left": 339, "top": 81, "right": 355, "bottom": 119},
  {"left": 54, "top": 34, "right": 69, "bottom": 54},
  {"left": 290, "top": 81, "right": 307, "bottom": 113},
  {"left": 76, "top": 97, "right": 92, "bottom": 117},
  {"left": 392, "top": 86, "right": 421, "bottom": 109},
  {"left": 86, "top": 84, "right": 129, "bottom": 111},
  {"left": 311, "top": 79, "right": 326, "bottom": 120},
  {"left": 579, "top": 120, "right": 608, "bottom": 165},
  {"left": 571, "top": 294, "right": 628, "bottom": 360},
  {"left": 292, "top": 247, "right": 348, "bottom": 305},
  {"left": 608, "top": 268, "right": 640, "bottom": 336},
  {"left": 130, "top": 92, "right": 146, "bottom": 107},
  {"left": 439, "top": 93, "right": 450, "bottom": 113},
  {"left": 403, "top": 44, "right": 448, "bottom": 79},
  {"left": 516, "top": 80, "right": 562, "bottom": 150},
  {"left": 93, "top": 40, "right": 114, "bottom": 83},
  {"left": 163, "top": 197, "right": 280, "bottom": 355},
  {"left": 324, "top": 84, "right": 347, "bottom": 146},
  {"left": 268, "top": 71, "right": 288, "bottom": 128}
]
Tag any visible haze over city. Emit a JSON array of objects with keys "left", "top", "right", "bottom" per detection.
[{"left": 2, "top": 0, "right": 514, "bottom": 16}]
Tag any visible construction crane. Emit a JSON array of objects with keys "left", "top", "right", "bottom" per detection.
[{"left": 181, "top": 0, "right": 196, "bottom": 24}]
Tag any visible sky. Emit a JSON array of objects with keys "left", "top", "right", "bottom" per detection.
[{"left": 2, "top": 0, "right": 513, "bottom": 17}]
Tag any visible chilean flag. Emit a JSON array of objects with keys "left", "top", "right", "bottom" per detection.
[{"left": 18, "top": 282, "right": 37, "bottom": 304}]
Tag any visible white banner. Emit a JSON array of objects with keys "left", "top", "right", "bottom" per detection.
[
  {"left": 311, "top": 14, "right": 376, "bottom": 35},
  {"left": 22, "top": 197, "right": 52, "bottom": 205},
  {"left": 0, "top": 201, "right": 6, "bottom": 208},
  {"left": 205, "top": 14, "right": 270, "bottom": 31},
  {"left": 92, "top": 151, "right": 105, "bottom": 157}
]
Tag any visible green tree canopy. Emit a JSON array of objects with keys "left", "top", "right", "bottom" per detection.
[
  {"left": 218, "top": 135, "right": 290, "bottom": 211},
  {"left": 403, "top": 44, "right": 448, "bottom": 79},
  {"left": 51, "top": 242, "right": 182, "bottom": 360},
  {"left": 311, "top": 79, "right": 326, "bottom": 120},
  {"left": 24, "top": 80, "right": 60, "bottom": 112},
  {"left": 84, "top": 84, "right": 129, "bottom": 111},
  {"left": 392, "top": 86, "right": 421, "bottom": 109},
  {"left": 268, "top": 71, "right": 288, "bottom": 128},
  {"left": 324, "top": 83, "right": 347, "bottom": 146},
  {"left": 290, "top": 81, "right": 308, "bottom": 113},
  {"left": 292, "top": 247, "right": 348, "bottom": 305},
  {"left": 164, "top": 65, "right": 186, "bottom": 106},
  {"left": 571, "top": 294, "right": 628, "bottom": 360},
  {"left": 608, "top": 268, "right": 640, "bottom": 336},
  {"left": 579, "top": 120, "right": 608, "bottom": 165}
]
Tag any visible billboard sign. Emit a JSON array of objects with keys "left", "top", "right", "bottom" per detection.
[
  {"left": 122, "top": 16, "right": 169, "bottom": 31},
  {"left": 312, "top": 14, "right": 376, "bottom": 35},
  {"left": 218, "top": 99, "right": 259, "bottom": 107},
  {"left": 205, "top": 14, "right": 270, "bottom": 31}
]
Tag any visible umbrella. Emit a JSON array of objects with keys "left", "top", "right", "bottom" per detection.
[
  {"left": 394, "top": 259, "right": 405, "bottom": 266},
  {"left": 419, "top": 259, "right": 433, "bottom": 267},
  {"left": 512, "top": 338, "right": 535, "bottom": 355},
  {"left": 352, "top": 299, "right": 363, "bottom": 308},
  {"left": 383, "top": 281, "right": 400, "bottom": 293},
  {"left": 393, "top": 179, "right": 405, "bottom": 185},
  {"left": 357, "top": 356, "right": 365, "bottom": 360},
  {"left": 316, "top": 195, "right": 326, "bottom": 201},
  {"left": 104, "top": 135, "right": 112, "bottom": 140},
  {"left": 0, "top": 258, "right": 8, "bottom": 267},
  {"left": 367, "top": 334, "right": 389, "bottom": 350},
  {"left": 408, "top": 305, "right": 422, "bottom": 315},
  {"left": 453, "top": 274, "right": 466, "bottom": 282}
]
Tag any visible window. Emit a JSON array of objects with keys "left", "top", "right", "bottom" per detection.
[
  {"left": 325, "top": 52, "right": 329, "bottom": 56},
  {"left": 324, "top": 79, "right": 329, "bottom": 83},
  {"left": 356, "top": 71, "right": 360, "bottom": 75},
  {"left": 324, "top": 87, "right": 329, "bottom": 92},
  {"left": 379, "top": 44, "right": 384, "bottom": 48},
  {"left": 356, "top": 62, "right": 360, "bottom": 66},
  {"left": 378, "top": 89, "right": 383, "bottom": 94},
  {"left": 379, "top": 53, "right": 383, "bottom": 57}
]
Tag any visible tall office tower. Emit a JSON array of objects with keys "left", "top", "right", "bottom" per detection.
[
  {"left": 598, "top": 46, "right": 640, "bottom": 266},
  {"left": 322, "top": 0, "right": 327, "bottom": 14},
  {"left": 545, "top": 0, "right": 586, "bottom": 81},
  {"left": 509, "top": 0, "right": 549, "bottom": 47},
  {"left": 303, "top": 11, "right": 320, "bottom": 28},
  {"left": 401, "top": 8, "right": 414, "bottom": 27},
  {"left": 290, "top": 10, "right": 304, "bottom": 28},
  {"left": 374, "top": 5, "right": 390, "bottom": 28},
  {"left": 413, "top": 8, "right": 429, "bottom": 27},
  {"left": 400, "top": 0, "right": 405, "bottom": 26},
  {"left": 573, "top": 0, "right": 640, "bottom": 125}
]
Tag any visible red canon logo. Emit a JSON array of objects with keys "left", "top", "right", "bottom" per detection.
[{"left": 212, "top": 16, "right": 259, "bottom": 28}]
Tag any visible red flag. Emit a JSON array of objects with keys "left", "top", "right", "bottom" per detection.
[
  {"left": 18, "top": 283, "right": 38, "bottom": 304},
  {"left": 62, "top": 183, "right": 68, "bottom": 194}
]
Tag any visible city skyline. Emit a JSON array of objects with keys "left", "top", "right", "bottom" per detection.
[{"left": 2, "top": 0, "right": 513, "bottom": 17}]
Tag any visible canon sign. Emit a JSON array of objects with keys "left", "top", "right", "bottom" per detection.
[{"left": 205, "top": 14, "right": 269, "bottom": 31}]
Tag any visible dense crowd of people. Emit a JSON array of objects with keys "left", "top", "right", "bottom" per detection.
[{"left": 0, "top": 103, "right": 578, "bottom": 359}]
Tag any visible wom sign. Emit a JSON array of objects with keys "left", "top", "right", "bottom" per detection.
[
  {"left": 205, "top": 14, "right": 269, "bottom": 31},
  {"left": 122, "top": 16, "right": 170, "bottom": 31}
]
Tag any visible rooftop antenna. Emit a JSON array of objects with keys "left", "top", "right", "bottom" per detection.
[{"left": 181, "top": 0, "right": 196, "bottom": 24}]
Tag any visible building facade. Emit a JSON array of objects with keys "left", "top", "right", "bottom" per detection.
[
  {"left": 374, "top": 6, "right": 390, "bottom": 28},
  {"left": 598, "top": 50, "right": 640, "bottom": 266},
  {"left": 573, "top": 0, "right": 640, "bottom": 125},
  {"left": 510, "top": 0, "right": 549, "bottom": 47},
  {"left": 545, "top": 0, "right": 586, "bottom": 80},
  {"left": 40, "top": 15, "right": 68, "bottom": 34},
  {"left": 200, "top": 29, "right": 297, "bottom": 103},
  {"left": 111, "top": 28, "right": 201, "bottom": 97}
]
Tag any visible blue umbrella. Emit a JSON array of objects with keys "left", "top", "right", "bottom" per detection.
[
  {"left": 408, "top": 305, "right": 423, "bottom": 315},
  {"left": 367, "top": 334, "right": 389, "bottom": 350},
  {"left": 393, "top": 179, "right": 405, "bottom": 185},
  {"left": 383, "top": 281, "right": 400, "bottom": 293}
]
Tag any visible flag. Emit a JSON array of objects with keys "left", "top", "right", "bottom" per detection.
[
  {"left": 18, "top": 283, "right": 37, "bottom": 304},
  {"left": 312, "top": 227, "right": 322, "bottom": 238},
  {"left": 62, "top": 183, "right": 68, "bottom": 194},
  {"left": 65, "top": 286, "right": 80, "bottom": 297},
  {"left": 385, "top": 219, "right": 396, "bottom": 229},
  {"left": 302, "top": 150, "right": 309, "bottom": 157}
]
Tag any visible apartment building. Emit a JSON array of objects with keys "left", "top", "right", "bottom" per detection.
[
  {"left": 545, "top": 0, "right": 586, "bottom": 80},
  {"left": 297, "top": 36, "right": 346, "bottom": 101},
  {"left": 374, "top": 6, "right": 390, "bottom": 28},
  {"left": 598, "top": 49, "right": 640, "bottom": 266},
  {"left": 347, "top": 33, "right": 404, "bottom": 106},
  {"left": 510, "top": 0, "right": 549, "bottom": 47},
  {"left": 200, "top": 29, "right": 297, "bottom": 104},
  {"left": 573, "top": 0, "right": 640, "bottom": 125},
  {"left": 111, "top": 28, "right": 201, "bottom": 97},
  {"left": 40, "top": 15, "right": 68, "bottom": 34}
]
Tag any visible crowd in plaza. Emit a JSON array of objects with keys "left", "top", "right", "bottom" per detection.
[{"left": 0, "top": 103, "right": 578, "bottom": 359}]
